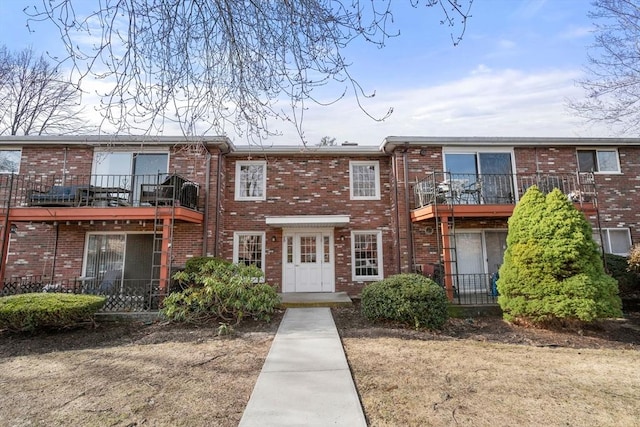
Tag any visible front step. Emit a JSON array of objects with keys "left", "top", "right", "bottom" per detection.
[{"left": 279, "top": 292, "right": 353, "bottom": 308}]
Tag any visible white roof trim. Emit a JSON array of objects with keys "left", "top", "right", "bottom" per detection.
[{"left": 266, "top": 215, "right": 350, "bottom": 228}]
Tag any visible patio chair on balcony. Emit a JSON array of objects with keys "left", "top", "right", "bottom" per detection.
[{"left": 140, "top": 174, "right": 198, "bottom": 209}]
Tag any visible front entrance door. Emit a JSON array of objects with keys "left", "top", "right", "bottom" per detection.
[{"left": 282, "top": 230, "right": 335, "bottom": 292}]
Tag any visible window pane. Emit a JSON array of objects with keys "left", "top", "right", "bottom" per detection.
[
  {"left": 578, "top": 151, "right": 596, "bottom": 172},
  {"left": 609, "top": 229, "right": 631, "bottom": 254},
  {"left": 238, "top": 234, "right": 262, "bottom": 268},
  {"left": 596, "top": 150, "right": 618, "bottom": 172},
  {"left": 354, "top": 233, "right": 379, "bottom": 277},
  {"left": 324, "top": 236, "right": 330, "bottom": 263},
  {"left": 445, "top": 153, "right": 477, "bottom": 175},
  {"left": 85, "top": 234, "right": 125, "bottom": 279},
  {"left": 352, "top": 164, "right": 377, "bottom": 198},
  {"left": 300, "top": 236, "right": 317, "bottom": 263},
  {"left": 239, "top": 164, "right": 264, "bottom": 198},
  {"left": 0, "top": 150, "right": 20, "bottom": 173},
  {"left": 286, "top": 236, "right": 293, "bottom": 264}
]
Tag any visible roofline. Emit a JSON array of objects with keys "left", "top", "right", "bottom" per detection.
[
  {"left": 380, "top": 136, "right": 640, "bottom": 152},
  {"left": 227, "top": 144, "right": 385, "bottom": 156},
  {"left": 0, "top": 135, "right": 234, "bottom": 151}
]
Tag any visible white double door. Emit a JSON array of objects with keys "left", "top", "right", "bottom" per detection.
[{"left": 282, "top": 229, "right": 335, "bottom": 293}]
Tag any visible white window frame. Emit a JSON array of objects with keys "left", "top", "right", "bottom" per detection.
[
  {"left": 233, "top": 231, "right": 266, "bottom": 272},
  {"left": 0, "top": 149, "right": 21, "bottom": 174},
  {"left": 577, "top": 149, "right": 621, "bottom": 174},
  {"left": 349, "top": 160, "right": 381, "bottom": 200},
  {"left": 235, "top": 160, "right": 267, "bottom": 201},
  {"left": 593, "top": 228, "right": 632, "bottom": 256},
  {"left": 351, "top": 230, "right": 384, "bottom": 281}
]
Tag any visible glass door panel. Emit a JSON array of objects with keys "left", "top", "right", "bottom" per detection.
[{"left": 479, "top": 153, "right": 513, "bottom": 203}]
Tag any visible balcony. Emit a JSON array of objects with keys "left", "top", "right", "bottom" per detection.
[
  {"left": 412, "top": 171, "right": 597, "bottom": 220},
  {"left": 0, "top": 173, "right": 203, "bottom": 223}
]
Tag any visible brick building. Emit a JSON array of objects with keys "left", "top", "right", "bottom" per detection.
[{"left": 0, "top": 135, "right": 637, "bottom": 307}]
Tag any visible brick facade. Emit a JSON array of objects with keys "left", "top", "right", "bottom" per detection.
[{"left": 1, "top": 136, "right": 638, "bottom": 296}]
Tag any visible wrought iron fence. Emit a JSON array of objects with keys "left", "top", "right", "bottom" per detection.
[
  {"left": 428, "top": 271, "right": 499, "bottom": 305},
  {"left": 0, "top": 276, "right": 166, "bottom": 312}
]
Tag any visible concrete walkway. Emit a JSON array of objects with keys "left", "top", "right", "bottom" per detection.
[{"left": 239, "top": 307, "right": 367, "bottom": 426}]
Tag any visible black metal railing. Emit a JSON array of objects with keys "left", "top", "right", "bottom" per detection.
[
  {"left": 0, "top": 276, "right": 167, "bottom": 312},
  {"left": 413, "top": 171, "right": 596, "bottom": 209},
  {"left": 425, "top": 270, "right": 499, "bottom": 305},
  {"left": 1, "top": 173, "right": 200, "bottom": 210}
]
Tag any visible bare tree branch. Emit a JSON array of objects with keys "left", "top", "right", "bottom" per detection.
[
  {"left": 25, "top": 0, "right": 473, "bottom": 144},
  {"left": 0, "top": 45, "right": 94, "bottom": 136},
  {"left": 571, "top": 0, "right": 640, "bottom": 135}
]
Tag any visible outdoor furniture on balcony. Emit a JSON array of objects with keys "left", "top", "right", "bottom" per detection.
[
  {"left": 78, "top": 187, "right": 132, "bottom": 207},
  {"left": 140, "top": 174, "right": 198, "bottom": 209},
  {"left": 27, "top": 185, "right": 88, "bottom": 207}
]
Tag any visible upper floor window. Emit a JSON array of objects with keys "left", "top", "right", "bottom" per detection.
[
  {"left": 577, "top": 149, "right": 620, "bottom": 173},
  {"left": 352, "top": 230, "right": 383, "bottom": 281},
  {"left": 0, "top": 149, "right": 21, "bottom": 174},
  {"left": 235, "top": 161, "right": 266, "bottom": 201},
  {"left": 350, "top": 161, "right": 380, "bottom": 200}
]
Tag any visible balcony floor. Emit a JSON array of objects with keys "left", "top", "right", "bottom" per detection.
[{"left": 7, "top": 206, "right": 204, "bottom": 223}]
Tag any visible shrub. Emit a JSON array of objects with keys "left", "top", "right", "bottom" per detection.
[
  {"left": 497, "top": 187, "right": 622, "bottom": 324},
  {"left": 172, "top": 257, "right": 233, "bottom": 290},
  {"left": 0, "top": 293, "right": 106, "bottom": 333},
  {"left": 604, "top": 253, "right": 640, "bottom": 298},
  {"left": 361, "top": 273, "right": 449, "bottom": 329},
  {"left": 162, "top": 262, "right": 280, "bottom": 324}
]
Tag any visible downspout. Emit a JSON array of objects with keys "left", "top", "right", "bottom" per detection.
[
  {"left": 0, "top": 174, "right": 14, "bottom": 284},
  {"left": 51, "top": 222, "right": 59, "bottom": 281},
  {"left": 392, "top": 151, "right": 402, "bottom": 273},
  {"left": 403, "top": 144, "right": 414, "bottom": 273},
  {"left": 213, "top": 152, "right": 223, "bottom": 257},
  {"left": 202, "top": 150, "right": 212, "bottom": 256}
]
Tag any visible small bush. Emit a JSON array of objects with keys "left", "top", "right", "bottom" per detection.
[
  {"left": 172, "top": 257, "right": 233, "bottom": 291},
  {"left": 605, "top": 253, "right": 640, "bottom": 298},
  {"left": 162, "top": 262, "right": 280, "bottom": 324},
  {"left": 0, "top": 293, "right": 106, "bottom": 333},
  {"left": 361, "top": 273, "right": 449, "bottom": 329}
]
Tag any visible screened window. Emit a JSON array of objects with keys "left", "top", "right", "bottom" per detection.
[
  {"left": 577, "top": 150, "right": 620, "bottom": 173},
  {"left": 593, "top": 228, "right": 632, "bottom": 256},
  {"left": 352, "top": 231, "right": 383, "bottom": 280},
  {"left": 233, "top": 232, "right": 265, "bottom": 270},
  {"left": 350, "top": 161, "right": 380, "bottom": 200},
  {"left": 444, "top": 151, "right": 514, "bottom": 204},
  {"left": 0, "top": 149, "right": 21, "bottom": 174},
  {"left": 235, "top": 161, "right": 266, "bottom": 200}
]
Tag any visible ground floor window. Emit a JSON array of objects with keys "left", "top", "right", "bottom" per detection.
[
  {"left": 233, "top": 232, "right": 265, "bottom": 270},
  {"left": 594, "top": 228, "right": 632, "bottom": 256},
  {"left": 352, "top": 231, "right": 383, "bottom": 281}
]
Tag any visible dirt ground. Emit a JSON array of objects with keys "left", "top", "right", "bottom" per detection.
[{"left": 1, "top": 305, "right": 639, "bottom": 426}]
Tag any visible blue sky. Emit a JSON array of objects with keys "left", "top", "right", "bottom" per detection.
[{"left": 0, "top": 0, "right": 614, "bottom": 145}]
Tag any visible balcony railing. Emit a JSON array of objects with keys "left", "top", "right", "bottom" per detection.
[
  {"left": 413, "top": 171, "right": 596, "bottom": 209},
  {"left": 428, "top": 271, "right": 499, "bottom": 305},
  {"left": 0, "top": 275, "right": 171, "bottom": 312},
  {"left": 0, "top": 173, "right": 200, "bottom": 210}
]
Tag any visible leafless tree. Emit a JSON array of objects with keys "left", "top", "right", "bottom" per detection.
[
  {"left": 26, "top": 0, "right": 473, "bottom": 143},
  {"left": 572, "top": 0, "right": 640, "bottom": 134},
  {"left": 0, "top": 46, "right": 92, "bottom": 136},
  {"left": 318, "top": 136, "right": 338, "bottom": 146}
]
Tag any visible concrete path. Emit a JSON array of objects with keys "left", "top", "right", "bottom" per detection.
[{"left": 239, "top": 307, "right": 367, "bottom": 426}]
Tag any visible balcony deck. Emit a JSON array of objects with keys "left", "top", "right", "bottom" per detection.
[{"left": 411, "top": 171, "right": 598, "bottom": 221}]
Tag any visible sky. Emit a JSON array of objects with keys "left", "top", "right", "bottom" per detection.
[{"left": 0, "top": 0, "right": 616, "bottom": 146}]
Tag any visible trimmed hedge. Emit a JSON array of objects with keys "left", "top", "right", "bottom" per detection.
[
  {"left": 163, "top": 262, "right": 280, "bottom": 324},
  {"left": 361, "top": 273, "right": 449, "bottom": 329},
  {"left": 0, "top": 293, "right": 106, "bottom": 333}
]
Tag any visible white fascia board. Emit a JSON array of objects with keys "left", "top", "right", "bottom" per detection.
[{"left": 265, "top": 215, "right": 351, "bottom": 227}]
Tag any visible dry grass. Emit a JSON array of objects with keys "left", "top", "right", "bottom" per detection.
[
  {"left": 343, "top": 337, "right": 640, "bottom": 427},
  {"left": 0, "top": 329, "right": 274, "bottom": 427}
]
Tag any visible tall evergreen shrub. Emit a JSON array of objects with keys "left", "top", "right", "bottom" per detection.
[{"left": 497, "top": 186, "right": 622, "bottom": 324}]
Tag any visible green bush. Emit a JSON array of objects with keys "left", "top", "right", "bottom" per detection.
[
  {"left": 604, "top": 253, "right": 640, "bottom": 298},
  {"left": 0, "top": 293, "right": 106, "bottom": 333},
  {"left": 172, "top": 257, "right": 233, "bottom": 290},
  {"left": 497, "top": 187, "right": 622, "bottom": 324},
  {"left": 361, "top": 273, "right": 449, "bottom": 329},
  {"left": 162, "top": 262, "right": 280, "bottom": 324}
]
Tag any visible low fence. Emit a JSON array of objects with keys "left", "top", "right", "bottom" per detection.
[
  {"left": 428, "top": 271, "right": 499, "bottom": 305},
  {"left": 0, "top": 276, "right": 169, "bottom": 312}
]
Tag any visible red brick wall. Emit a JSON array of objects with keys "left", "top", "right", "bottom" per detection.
[{"left": 220, "top": 154, "right": 394, "bottom": 294}]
